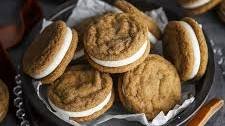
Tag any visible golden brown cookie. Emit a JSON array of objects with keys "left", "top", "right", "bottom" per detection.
[
  {"left": 163, "top": 17, "right": 208, "bottom": 81},
  {"left": 114, "top": 0, "right": 161, "bottom": 43},
  {"left": 0, "top": 79, "right": 9, "bottom": 122},
  {"left": 48, "top": 65, "right": 114, "bottom": 122},
  {"left": 23, "top": 21, "right": 78, "bottom": 84},
  {"left": 118, "top": 54, "right": 181, "bottom": 120},
  {"left": 177, "top": 0, "right": 222, "bottom": 15},
  {"left": 217, "top": 0, "right": 225, "bottom": 23},
  {"left": 83, "top": 13, "right": 150, "bottom": 73}
]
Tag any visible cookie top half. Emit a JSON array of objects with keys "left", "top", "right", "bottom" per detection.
[
  {"left": 84, "top": 13, "right": 148, "bottom": 61},
  {"left": 118, "top": 54, "right": 181, "bottom": 120},
  {"left": 48, "top": 65, "right": 113, "bottom": 112}
]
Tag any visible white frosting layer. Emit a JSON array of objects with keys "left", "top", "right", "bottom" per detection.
[
  {"left": 179, "top": 21, "right": 201, "bottom": 79},
  {"left": 182, "top": 0, "right": 210, "bottom": 9},
  {"left": 49, "top": 92, "right": 111, "bottom": 117},
  {"left": 73, "top": 49, "right": 84, "bottom": 60},
  {"left": 90, "top": 40, "right": 148, "bottom": 67},
  {"left": 32, "top": 27, "right": 73, "bottom": 79},
  {"left": 148, "top": 32, "right": 158, "bottom": 44}
]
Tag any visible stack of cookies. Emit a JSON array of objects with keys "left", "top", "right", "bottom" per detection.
[{"left": 22, "top": 0, "right": 208, "bottom": 123}]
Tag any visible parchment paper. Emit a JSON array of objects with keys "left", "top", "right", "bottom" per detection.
[{"left": 37, "top": 0, "right": 195, "bottom": 125}]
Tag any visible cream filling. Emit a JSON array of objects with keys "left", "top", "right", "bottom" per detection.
[
  {"left": 48, "top": 92, "right": 111, "bottom": 118},
  {"left": 148, "top": 32, "right": 158, "bottom": 44},
  {"left": 32, "top": 27, "right": 73, "bottom": 79},
  {"left": 90, "top": 40, "right": 148, "bottom": 67},
  {"left": 181, "top": 0, "right": 210, "bottom": 9},
  {"left": 179, "top": 21, "right": 201, "bottom": 79}
]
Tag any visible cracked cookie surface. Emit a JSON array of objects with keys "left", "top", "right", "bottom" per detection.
[
  {"left": 114, "top": 0, "right": 161, "bottom": 40},
  {"left": 84, "top": 13, "right": 148, "bottom": 60},
  {"left": 48, "top": 65, "right": 114, "bottom": 122},
  {"left": 118, "top": 54, "right": 181, "bottom": 120},
  {"left": 48, "top": 65, "right": 113, "bottom": 111}
]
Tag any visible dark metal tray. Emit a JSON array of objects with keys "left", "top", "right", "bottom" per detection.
[{"left": 10, "top": 0, "right": 215, "bottom": 125}]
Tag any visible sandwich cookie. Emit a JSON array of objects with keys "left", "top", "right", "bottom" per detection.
[
  {"left": 0, "top": 79, "right": 9, "bottom": 122},
  {"left": 84, "top": 13, "right": 150, "bottom": 73},
  {"left": 163, "top": 17, "right": 208, "bottom": 81},
  {"left": 118, "top": 54, "right": 181, "bottom": 120},
  {"left": 23, "top": 21, "right": 78, "bottom": 84},
  {"left": 114, "top": 0, "right": 161, "bottom": 45},
  {"left": 48, "top": 65, "right": 114, "bottom": 122},
  {"left": 177, "top": 0, "right": 222, "bottom": 15},
  {"left": 217, "top": 0, "right": 225, "bottom": 23}
]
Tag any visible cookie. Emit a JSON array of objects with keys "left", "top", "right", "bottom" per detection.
[
  {"left": 118, "top": 54, "right": 181, "bottom": 120},
  {"left": 163, "top": 17, "right": 208, "bottom": 81},
  {"left": 48, "top": 65, "right": 114, "bottom": 122},
  {"left": 217, "top": 0, "right": 225, "bottom": 23},
  {"left": 84, "top": 13, "right": 150, "bottom": 73},
  {"left": 177, "top": 0, "right": 222, "bottom": 15},
  {"left": 114, "top": 0, "right": 161, "bottom": 45},
  {"left": 0, "top": 79, "right": 9, "bottom": 122},
  {"left": 23, "top": 21, "right": 78, "bottom": 84}
]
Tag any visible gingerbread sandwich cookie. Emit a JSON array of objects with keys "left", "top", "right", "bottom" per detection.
[
  {"left": 177, "top": 0, "right": 222, "bottom": 15},
  {"left": 118, "top": 54, "right": 181, "bottom": 120},
  {"left": 163, "top": 17, "right": 208, "bottom": 81},
  {"left": 23, "top": 21, "right": 78, "bottom": 84},
  {"left": 84, "top": 13, "right": 150, "bottom": 73},
  {"left": 114, "top": 0, "right": 161, "bottom": 45},
  {"left": 48, "top": 65, "right": 114, "bottom": 122}
]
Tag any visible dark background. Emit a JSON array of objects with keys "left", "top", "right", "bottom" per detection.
[{"left": 0, "top": 0, "right": 225, "bottom": 126}]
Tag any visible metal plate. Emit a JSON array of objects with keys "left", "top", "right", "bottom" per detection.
[{"left": 11, "top": 0, "right": 215, "bottom": 125}]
